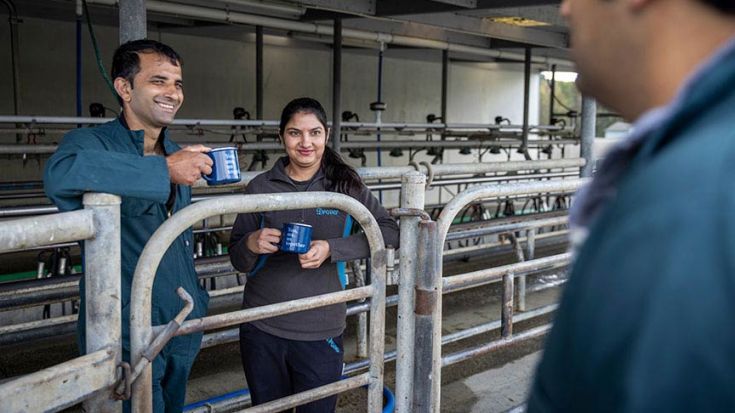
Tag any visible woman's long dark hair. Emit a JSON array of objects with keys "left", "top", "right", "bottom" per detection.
[{"left": 279, "top": 97, "right": 363, "bottom": 195}]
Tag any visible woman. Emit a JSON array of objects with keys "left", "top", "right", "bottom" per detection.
[{"left": 229, "top": 97, "right": 399, "bottom": 412}]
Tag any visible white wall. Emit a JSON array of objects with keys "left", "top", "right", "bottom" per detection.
[{"left": 0, "top": 16, "right": 541, "bottom": 199}]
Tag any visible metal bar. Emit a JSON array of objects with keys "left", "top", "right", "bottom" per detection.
[
  {"left": 521, "top": 47, "right": 532, "bottom": 159},
  {"left": 444, "top": 216, "right": 567, "bottom": 242},
  {"left": 442, "top": 304, "right": 557, "bottom": 346},
  {"left": 395, "top": 172, "right": 425, "bottom": 413},
  {"left": 442, "top": 324, "right": 552, "bottom": 367},
  {"left": 82, "top": 193, "right": 122, "bottom": 411},
  {"left": 436, "top": 179, "right": 587, "bottom": 245},
  {"left": 441, "top": 49, "right": 448, "bottom": 124},
  {"left": 176, "top": 287, "right": 371, "bottom": 336},
  {"left": 332, "top": 16, "right": 342, "bottom": 153},
  {"left": 130, "top": 192, "right": 387, "bottom": 412},
  {"left": 0, "top": 115, "right": 570, "bottom": 130},
  {"left": 349, "top": 260, "right": 368, "bottom": 358},
  {"left": 580, "top": 95, "right": 596, "bottom": 177},
  {"left": 548, "top": 64, "right": 556, "bottom": 124},
  {"left": 501, "top": 272, "right": 514, "bottom": 338},
  {"left": 0, "top": 139, "right": 579, "bottom": 155},
  {"left": 443, "top": 253, "right": 571, "bottom": 293},
  {"left": 0, "top": 209, "right": 95, "bottom": 253},
  {"left": 256, "top": 25, "right": 263, "bottom": 120},
  {"left": 244, "top": 374, "right": 370, "bottom": 413},
  {"left": 119, "top": 0, "right": 147, "bottom": 43},
  {"left": 0, "top": 349, "right": 117, "bottom": 413},
  {"left": 412, "top": 221, "right": 441, "bottom": 413}
]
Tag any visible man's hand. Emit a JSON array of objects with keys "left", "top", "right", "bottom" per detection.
[
  {"left": 246, "top": 228, "right": 281, "bottom": 254},
  {"left": 166, "top": 145, "right": 213, "bottom": 185},
  {"left": 299, "top": 240, "right": 331, "bottom": 269}
]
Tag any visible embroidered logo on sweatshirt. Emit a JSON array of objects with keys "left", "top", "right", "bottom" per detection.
[{"left": 316, "top": 208, "right": 339, "bottom": 216}]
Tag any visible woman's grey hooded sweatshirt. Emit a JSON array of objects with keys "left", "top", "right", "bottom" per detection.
[{"left": 229, "top": 157, "right": 399, "bottom": 341}]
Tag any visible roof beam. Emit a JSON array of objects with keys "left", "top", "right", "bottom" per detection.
[
  {"left": 296, "top": 0, "right": 376, "bottom": 15},
  {"left": 375, "top": 0, "right": 559, "bottom": 17},
  {"left": 391, "top": 12, "right": 568, "bottom": 48}
]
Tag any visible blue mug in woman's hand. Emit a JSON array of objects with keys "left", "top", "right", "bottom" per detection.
[
  {"left": 203, "top": 147, "right": 241, "bottom": 186},
  {"left": 279, "top": 223, "right": 313, "bottom": 254}
]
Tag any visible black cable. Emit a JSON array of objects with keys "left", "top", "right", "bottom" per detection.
[{"left": 82, "top": 0, "right": 118, "bottom": 102}]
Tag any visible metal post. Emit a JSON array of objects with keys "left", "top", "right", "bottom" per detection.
[
  {"left": 3, "top": 0, "right": 21, "bottom": 142},
  {"left": 412, "top": 220, "right": 441, "bottom": 413},
  {"left": 521, "top": 47, "right": 532, "bottom": 160},
  {"left": 580, "top": 95, "right": 596, "bottom": 177},
  {"left": 76, "top": 1, "right": 83, "bottom": 120},
  {"left": 395, "top": 172, "right": 426, "bottom": 413},
  {"left": 501, "top": 272, "right": 514, "bottom": 338},
  {"left": 350, "top": 259, "right": 369, "bottom": 358},
  {"left": 119, "top": 0, "right": 147, "bottom": 44},
  {"left": 331, "top": 17, "right": 342, "bottom": 152},
  {"left": 82, "top": 193, "right": 122, "bottom": 413},
  {"left": 441, "top": 49, "right": 448, "bottom": 123},
  {"left": 548, "top": 64, "right": 556, "bottom": 124},
  {"left": 375, "top": 42, "right": 384, "bottom": 169},
  {"left": 256, "top": 25, "right": 263, "bottom": 120},
  {"left": 507, "top": 233, "right": 526, "bottom": 312}
]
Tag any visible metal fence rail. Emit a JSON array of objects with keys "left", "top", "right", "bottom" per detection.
[
  {"left": 127, "top": 192, "right": 387, "bottom": 413},
  {"left": 0, "top": 193, "right": 121, "bottom": 413},
  {"left": 401, "top": 179, "right": 587, "bottom": 413}
]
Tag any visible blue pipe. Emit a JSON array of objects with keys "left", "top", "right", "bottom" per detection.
[
  {"left": 184, "top": 388, "right": 250, "bottom": 411},
  {"left": 184, "top": 382, "right": 395, "bottom": 413}
]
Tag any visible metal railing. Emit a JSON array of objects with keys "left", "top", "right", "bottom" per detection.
[
  {"left": 0, "top": 193, "right": 122, "bottom": 413},
  {"left": 126, "top": 192, "right": 387, "bottom": 412},
  {"left": 0, "top": 162, "right": 588, "bottom": 412},
  {"left": 398, "top": 179, "right": 587, "bottom": 412}
]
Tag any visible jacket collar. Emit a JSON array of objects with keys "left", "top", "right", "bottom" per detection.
[
  {"left": 113, "top": 114, "right": 179, "bottom": 155},
  {"left": 267, "top": 156, "right": 327, "bottom": 187}
]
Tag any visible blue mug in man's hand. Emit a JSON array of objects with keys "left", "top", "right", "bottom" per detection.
[
  {"left": 203, "top": 147, "right": 241, "bottom": 186},
  {"left": 280, "top": 223, "right": 313, "bottom": 254}
]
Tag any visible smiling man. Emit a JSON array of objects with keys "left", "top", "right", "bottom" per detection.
[
  {"left": 528, "top": 1, "right": 735, "bottom": 412},
  {"left": 44, "top": 40, "right": 212, "bottom": 412}
]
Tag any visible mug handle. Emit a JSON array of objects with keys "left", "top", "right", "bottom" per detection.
[{"left": 203, "top": 152, "right": 215, "bottom": 182}]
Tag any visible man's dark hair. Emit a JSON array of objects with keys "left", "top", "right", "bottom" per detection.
[
  {"left": 111, "top": 39, "right": 182, "bottom": 89},
  {"left": 701, "top": 0, "right": 735, "bottom": 14}
]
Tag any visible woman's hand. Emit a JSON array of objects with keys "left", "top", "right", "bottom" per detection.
[
  {"left": 246, "top": 228, "right": 281, "bottom": 254},
  {"left": 299, "top": 240, "right": 331, "bottom": 269}
]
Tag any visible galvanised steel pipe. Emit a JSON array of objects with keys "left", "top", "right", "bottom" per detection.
[
  {"left": 442, "top": 324, "right": 552, "bottom": 367},
  {"left": 444, "top": 216, "right": 568, "bottom": 242},
  {"left": 0, "top": 209, "right": 94, "bottom": 253},
  {"left": 82, "top": 193, "right": 122, "bottom": 412},
  {"left": 395, "top": 172, "right": 425, "bottom": 413},
  {"left": 0, "top": 115, "right": 567, "bottom": 131},
  {"left": 175, "top": 287, "right": 371, "bottom": 336},
  {"left": 441, "top": 304, "right": 558, "bottom": 346},
  {"left": 443, "top": 253, "right": 571, "bottom": 294},
  {"left": 412, "top": 221, "right": 441, "bottom": 413},
  {"left": 436, "top": 179, "right": 587, "bottom": 244},
  {"left": 248, "top": 374, "right": 370, "bottom": 413},
  {"left": 0, "top": 139, "right": 580, "bottom": 156},
  {"left": 130, "top": 192, "right": 386, "bottom": 412},
  {"left": 0, "top": 348, "right": 117, "bottom": 413}
]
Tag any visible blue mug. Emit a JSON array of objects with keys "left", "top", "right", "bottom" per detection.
[
  {"left": 280, "top": 223, "right": 313, "bottom": 254},
  {"left": 204, "top": 147, "right": 241, "bottom": 186}
]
